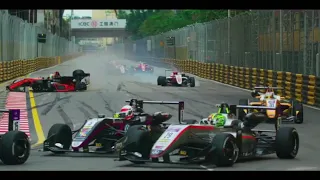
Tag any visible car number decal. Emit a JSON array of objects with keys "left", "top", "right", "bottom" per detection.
[
  {"left": 152, "top": 125, "right": 187, "bottom": 150},
  {"left": 267, "top": 99, "right": 276, "bottom": 107}
]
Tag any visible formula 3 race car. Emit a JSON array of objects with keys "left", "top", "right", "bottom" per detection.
[
  {"left": 128, "top": 62, "right": 154, "bottom": 74},
  {"left": 117, "top": 105, "right": 299, "bottom": 167},
  {"left": 157, "top": 70, "right": 195, "bottom": 87},
  {"left": 245, "top": 86, "right": 303, "bottom": 124},
  {"left": 6, "top": 69, "right": 90, "bottom": 92},
  {"left": 42, "top": 99, "right": 184, "bottom": 155}
]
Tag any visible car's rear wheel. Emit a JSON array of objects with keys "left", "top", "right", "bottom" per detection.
[
  {"left": 275, "top": 127, "right": 299, "bottom": 159},
  {"left": 189, "top": 77, "right": 195, "bottom": 87},
  {"left": 157, "top": 76, "right": 166, "bottom": 86},
  {"left": 292, "top": 100, "right": 303, "bottom": 124},
  {"left": 73, "top": 69, "right": 85, "bottom": 77},
  {"left": 0, "top": 131, "right": 30, "bottom": 165}
]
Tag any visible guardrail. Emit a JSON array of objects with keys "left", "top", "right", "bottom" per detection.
[
  {"left": 162, "top": 59, "right": 320, "bottom": 107},
  {"left": 0, "top": 53, "right": 83, "bottom": 83}
]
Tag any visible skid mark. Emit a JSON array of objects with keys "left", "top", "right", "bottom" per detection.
[
  {"left": 96, "top": 91, "right": 115, "bottom": 113},
  {"left": 56, "top": 105, "right": 74, "bottom": 130},
  {"left": 78, "top": 101, "right": 99, "bottom": 116},
  {"left": 41, "top": 93, "right": 60, "bottom": 116},
  {"left": 77, "top": 106, "right": 92, "bottom": 119}
]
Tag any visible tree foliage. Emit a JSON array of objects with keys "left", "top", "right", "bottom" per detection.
[
  {"left": 115, "top": 10, "right": 157, "bottom": 40},
  {"left": 138, "top": 10, "right": 230, "bottom": 37},
  {"left": 116, "top": 10, "right": 253, "bottom": 39}
]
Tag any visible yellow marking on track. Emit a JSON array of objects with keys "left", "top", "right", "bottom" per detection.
[{"left": 29, "top": 88, "right": 45, "bottom": 148}]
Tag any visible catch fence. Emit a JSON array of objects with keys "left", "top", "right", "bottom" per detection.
[
  {"left": 0, "top": 10, "right": 79, "bottom": 61},
  {"left": 113, "top": 10, "right": 320, "bottom": 76}
]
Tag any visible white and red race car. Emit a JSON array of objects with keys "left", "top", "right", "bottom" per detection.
[{"left": 157, "top": 70, "right": 195, "bottom": 87}]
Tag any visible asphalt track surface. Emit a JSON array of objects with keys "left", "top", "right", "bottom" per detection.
[{"left": 1, "top": 53, "right": 320, "bottom": 171}]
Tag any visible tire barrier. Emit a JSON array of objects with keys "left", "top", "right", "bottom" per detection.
[
  {"left": 0, "top": 53, "right": 83, "bottom": 84},
  {"left": 163, "top": 59, "right": 320, "bottom": 108}
]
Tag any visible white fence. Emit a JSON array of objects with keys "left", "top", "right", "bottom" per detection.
[{"left": 0, "top": 10, "right": 79, "bottom": 61}]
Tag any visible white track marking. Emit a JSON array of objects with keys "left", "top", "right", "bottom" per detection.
[{"left": 287, "top": 166, "right": 319, "bottom": 171}]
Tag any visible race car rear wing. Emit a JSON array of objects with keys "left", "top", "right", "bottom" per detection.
[
  {"left": 125, "top": 99, "right": 184, "bottom": 124},
  {"left": 236, "top": 105, "right": 276, "bottom": 110},
  {"left": 235, "top": 105, "right": 281, "bottom": 130}
]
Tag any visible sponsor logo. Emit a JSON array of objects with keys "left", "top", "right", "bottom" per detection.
[
  {"left": 167, "top": 127, "right": 181, "bottom": 132},
  {"left": 154, "top": 145, "right": 163, "bottom": 149},
  {"left": 79, "top": 128, "right": 91, "bottom": 137},
  {"left": 151, "top": 149, "right": 162, "bottom": 155}
]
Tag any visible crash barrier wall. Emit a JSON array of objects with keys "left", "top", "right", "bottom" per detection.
[
  {"left": 0, "top": 53, "right": 83, "bottom": 83},
  {"left": 162, "top": 58, "right": 320, "bottom": 107}
]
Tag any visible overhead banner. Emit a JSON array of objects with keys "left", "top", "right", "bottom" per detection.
[{"left": 71, "top": 19, "right": 126, "bottom": 29}]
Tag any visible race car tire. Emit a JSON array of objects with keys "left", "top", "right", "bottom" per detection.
[
  {"left": 73, "top": 69, "right": 85, "bottom": 77},
  {"left": 206, "top": 133, "right": 238, "bottom": 167},
  {"left": 238, "top": 99, "right": 249, "bottom": 120},
  {"left": 157, "top": 76, "right": 166, "bottom": 86},
  {"left": 0, "top": 131, "right": 30, "bottom": 165},
  {"left": 292, "top": 100, "right": 303, "bottom": 124},
  {"left": 275, "top": 127, "right": 299, "bottom": 159},
  {"left": 120, "top": 125, "right": 153, "bottom": 164},
  {"left": 47, "top": 124, "right": 73, "bottom": 154},
  {"left": 189, "top": 77, "right": 195, "bottom": 87}
]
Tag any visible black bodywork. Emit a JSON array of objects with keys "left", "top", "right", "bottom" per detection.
[{"left": 117, "top": 105, "right": 299, "bottom": 167}]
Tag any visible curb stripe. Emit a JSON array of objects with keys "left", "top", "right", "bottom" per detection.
[{"left": 0, "top": 92, "right": 31, "bottom": 139}]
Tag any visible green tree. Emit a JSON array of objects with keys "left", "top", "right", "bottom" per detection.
[
  {"left": 138, "top": 10, "right": 230, "bottom": 37},
  {"left": 115, "top": 9, "right": 156, "bottom": 40}
]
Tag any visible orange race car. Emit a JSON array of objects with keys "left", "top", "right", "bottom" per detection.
[{"left": 239, "top": 86, "right": 303, "bottom": 124}]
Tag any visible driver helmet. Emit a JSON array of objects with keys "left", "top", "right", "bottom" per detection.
[
  {"left": 54, "top": 71, "right": 61, "bottom": 78},
  {"left": 173, "top": 72, "right": 178, "bottom": 75},
  {"left": 119, "top": 105, "right": 134, "bottom": 120},
  {"left": 49, "top": 73, "right": 54, "bottom": 79},
  {"left": 213, "top": 114, "right": 226, "bottom": 127},
  {"left": 265, "top": 92, "right": 274, "bottom": 99}
]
